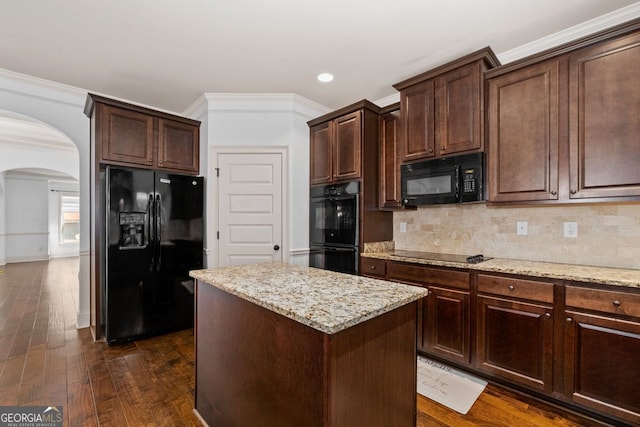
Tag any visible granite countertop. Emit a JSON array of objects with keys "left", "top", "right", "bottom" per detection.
[
  {"left": 190, "top": 263, "right": 428, "bottom": 334},
  {"left": 362, "top": 251, "right": 640, "bottom": 289}
]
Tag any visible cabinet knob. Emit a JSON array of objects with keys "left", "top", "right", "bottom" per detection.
[
  {"left": 148, "top": 159, "right": 153, "bottom": 164},
  {"left": 570, "top": 189, "right": 577, "bottom": 195},
  {"left": 428, "top": 149, "right": 434, "bottom": 153},
  {"left": 544, "top": 312, "right": 551, "bottom": 319},
  {"left": 508, "top": 285, "right": 515, "bottom": 291},
  {"left": 440, "top": 147, "right": 445, "bottom": 151},
  {"left": 370, "top": 265, "right": 376, "bottom": 270},
  {"left": 550, "top": 190, "right": 557, "bottom": 196},
  {"left": 566, "top": 317, "right": 573, "bottom": 323},
  {"left": 613, "top": 300, "right": 621, "bottom": 307}
]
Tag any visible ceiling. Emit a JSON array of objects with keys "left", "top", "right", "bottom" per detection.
[{"left": 1, "top": 1, "right": 639, "bottom": 113}]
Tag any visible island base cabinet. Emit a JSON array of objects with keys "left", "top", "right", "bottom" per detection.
[
  {"left": 195, "top": 281, "right": 418, "bottom": 427},
  {"left": 564, "top": 311, "right": 640, "bottom": 425}
]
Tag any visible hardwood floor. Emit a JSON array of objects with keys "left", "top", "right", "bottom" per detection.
[{"left": 0, "top": 259, "right": 613, "bottom": 426}]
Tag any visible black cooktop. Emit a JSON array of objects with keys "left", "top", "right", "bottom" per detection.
[{"left": 391, "top": 250, "right": 492, "bottom": 264}]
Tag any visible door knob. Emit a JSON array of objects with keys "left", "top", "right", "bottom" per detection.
[{"left": 274, "top": 245, "right": 280, "bottom": 251}]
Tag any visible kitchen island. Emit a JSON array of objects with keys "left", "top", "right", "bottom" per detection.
[{"left": 190, "top": 263, "right": 428, "bottom": 427}]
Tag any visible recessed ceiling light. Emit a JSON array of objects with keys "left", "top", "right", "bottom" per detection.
[{"left": 317, "top": 73, "right": 334, "bottom": 83}]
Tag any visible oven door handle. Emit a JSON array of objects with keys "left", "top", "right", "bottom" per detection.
[{"left": 323, "top": 247, "right": 356, "bottom": 252}]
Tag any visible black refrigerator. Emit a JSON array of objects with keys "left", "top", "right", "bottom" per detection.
[{"left": 103, "top": 166, "right": 204, "bottom": 343}]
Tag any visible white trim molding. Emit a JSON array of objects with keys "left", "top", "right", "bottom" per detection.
[{"left": 498, "top": 2, "right": 640, "bottom": 64}]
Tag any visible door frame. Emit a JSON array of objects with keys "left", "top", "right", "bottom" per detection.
[{"left": 208, "top": 146, "right": 289, "bottom": 268}]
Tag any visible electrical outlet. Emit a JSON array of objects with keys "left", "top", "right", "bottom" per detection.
[
  {"left": 516, "top": 221, "right": 528, "bottom": 236},
  {"left": 399, "top": 222, "right": 407, "bottom": 233},
  {"left": 564, "top": 222, "right": 578, "bottom": 238}
]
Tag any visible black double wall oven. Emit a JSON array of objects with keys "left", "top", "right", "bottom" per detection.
[{"left": 309, "top": 181, "right": 359, "bottom": 275}]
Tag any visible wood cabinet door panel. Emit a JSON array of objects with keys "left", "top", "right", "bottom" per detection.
[
  {"left": 333, "top": 111, "right": 361, "bottom": 182},
  {"left": 569, "top": 32, "right": 640, "bottom": 199},
  {"left": 425, "top": 286, "right": 471, "bottom": 364},
  {"left": 380, "top": 108, "right": 402, "bottom": 208},
  {"left": 310, "top": 122, "right": 333, "bottom": 185},
  {"left": 564, "top": 311, "right": 640, "bottom": 424},
  {"left": 487, "top": 60, "right": 560, "bottom": 202},
  {"left": 477, "top": 296, "right": 553, "bottom": 393},
  {"left": 401, "top": 80, "right": 435, "bottom": 161},
  {"left": 436, "top": 62, "right": 481, "bottom": 155},
  {"left": 101, "top": 105, "right": 154, "bottom": 166},
  {"left": 157, "top": 118, "right": 199, "bottom": 173}
]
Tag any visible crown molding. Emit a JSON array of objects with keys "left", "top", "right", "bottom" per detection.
[
  {"left": 182, "top": 94, "right": 208, "bottom": 120},
  {"left": 0, "top": 68, "right": 86, "bottom": 108},
  {"left": 497, "top": 3, "right": 640, "bottom": 64},
  {"left": 188, "top": 93, "right": 331, "bottom": 119},
  {"left": 374, "top": 92, "right": 400, "bottom": 108}
]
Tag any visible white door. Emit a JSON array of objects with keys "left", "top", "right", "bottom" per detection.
[{"left": 217, "top": 152, "right": 284, "bottom": 266}]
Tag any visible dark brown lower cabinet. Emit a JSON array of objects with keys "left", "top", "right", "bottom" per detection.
[
  {"left": 563, "top": 312, "right": 640, "bottom": 425},
  {"left": 359, "top": 256, "right": 640, "bottom": 425},
  {"left": 422, "top": 286, "right": 470, "bottom": 364},
  {"left": 387, "top": 261, "right": 472, "bottom": 366},
  {"left": 476, "top": 295, "right": 554, "bottom": 393},
  {"left": 564, "top": 285, "right": 640, "bottom": 425}
]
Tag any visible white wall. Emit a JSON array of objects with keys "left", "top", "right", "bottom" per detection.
[
  {"left": 0, "top": 69, "right": 90, "bottom": 327},
  {"left": 184, "top": 94, "right": 330, "bottom": 268},
  {"left": 5, "top": 173, "right": 49, "bottom": 262},
  {"left": 0, "top": 172, "right": 5, "bottom": 265}
]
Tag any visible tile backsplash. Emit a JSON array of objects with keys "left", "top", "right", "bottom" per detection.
[{"left": 393, "top": 203, "right": 640, "bottom": 270}]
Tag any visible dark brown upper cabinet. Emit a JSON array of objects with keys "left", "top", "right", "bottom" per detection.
[
  {"left": 308, "top": 101, "right": 376, "bottom": 186},
  {"left": 486, "top": 19, "right": 640, "bottom": 204},
  {"left": 393, "top": 47, "right": 499, "bottom": 162},
  {"left": 310, "top": 112, "right": 363, "bottom": 185},
  {"left": 568, "top": 30, "right": 640, "bottom": 200},
  {"left": 379, "top": 103, "right": 402, "bottom": 209},
  {"left": 85, "top": 94, "right": 200, "bottom": 175},
  {"left": 487, "top": 59, "right": 563, "bottom": 202}
]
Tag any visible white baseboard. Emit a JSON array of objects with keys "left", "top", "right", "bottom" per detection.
[
  {"left": 6, "top": 255, "right": 49, "bottom": 263},
  {"left": 76, "top": 309, "right": 90, "bottom": 329}
]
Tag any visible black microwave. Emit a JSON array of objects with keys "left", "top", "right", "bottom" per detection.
[{"left": 401, "top": 153, "right": 484, "bottom": 206}]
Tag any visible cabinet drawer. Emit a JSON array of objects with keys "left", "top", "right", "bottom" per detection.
[
  {"left": 565, "top": 285, "right": 640, "bottom": 318},
  {"left": 360, "top": 257, "right": 386, "bottom": 278},
  {"left": 478, "top": 274, "right": 554, "bottom": 304},
  {"left": 388, "top": 262, "right": 469, "bottom": 289}
]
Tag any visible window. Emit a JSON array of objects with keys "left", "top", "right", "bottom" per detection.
[{"left": 60, "top": 193, "right": 79, "bottom": 244}]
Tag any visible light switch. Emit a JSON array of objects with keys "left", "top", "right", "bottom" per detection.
[{"left": 399, "top": 222, "right": 407, "bottom": 233}]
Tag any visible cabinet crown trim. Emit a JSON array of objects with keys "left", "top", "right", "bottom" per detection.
[
  {"left": 392, "top": 46, "right": 500, "bottom": 90},
  {"left": 84, "top": 93, "right": 201, "bottom": 126},
  {"left": 486, "top": 17, "right": 640, "bottom": 79},
  {"left": 307, "top": 99, "right": 381, "bottom": 127}
]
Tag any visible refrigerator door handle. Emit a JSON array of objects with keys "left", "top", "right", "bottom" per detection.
[
  {"left": 155, "top": 194, "right": 162, "bottom": 272},
  {"left": 147, "top": 194, "right": 154, "bottom": 247},
  {"left": 148, "top": 194, "right": 155, "bottom": 272}
]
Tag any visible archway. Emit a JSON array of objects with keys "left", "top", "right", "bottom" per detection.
[{"left": 0, "top": 111, "right": 80, "bottom": 298}]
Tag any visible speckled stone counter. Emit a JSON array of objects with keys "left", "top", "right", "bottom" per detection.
[
  {"left": 362, "top": 251, "right": 640, "bottom": 289},
  {"left": 190, "top": 262, "right": 428, "bottom": 334},
  {"left": 192, "top": 262, "right": 425, "bottom": 426}
]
